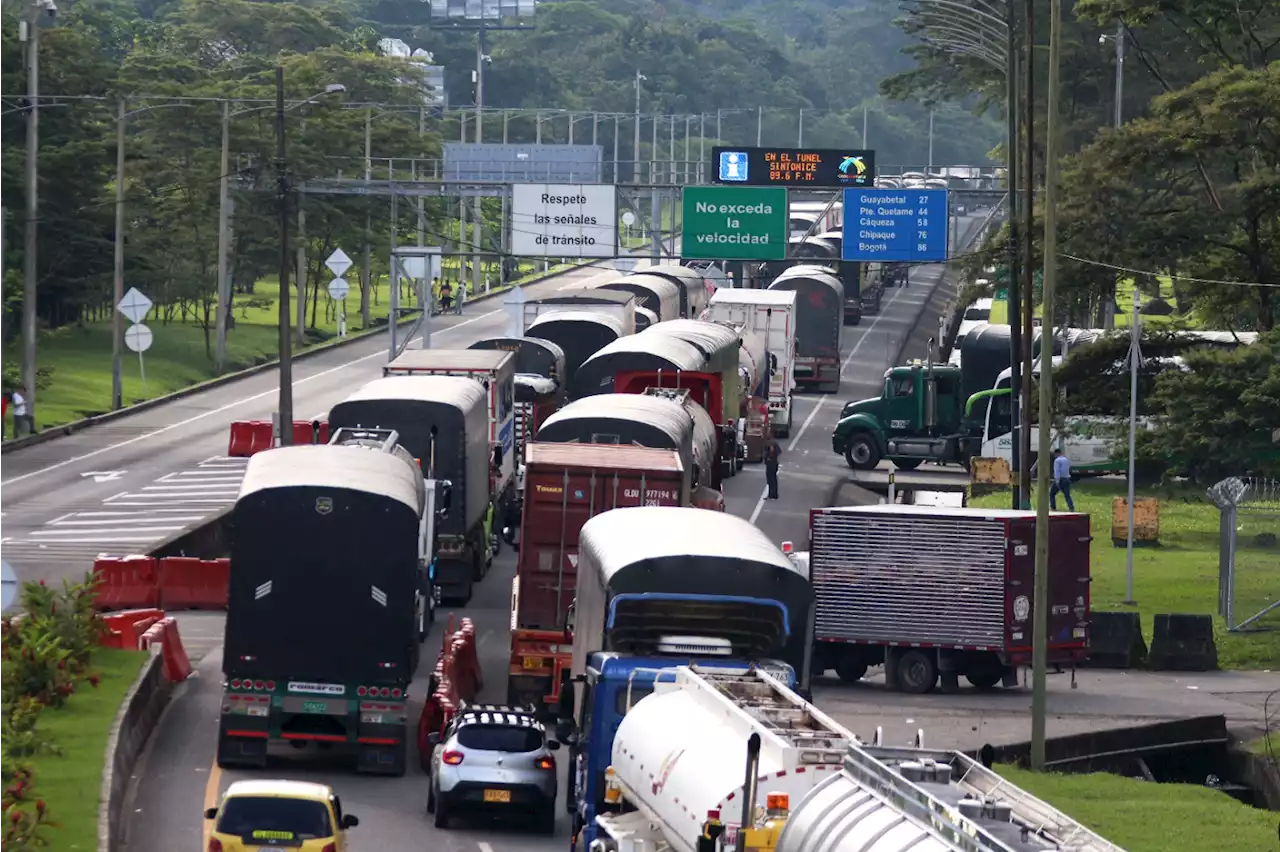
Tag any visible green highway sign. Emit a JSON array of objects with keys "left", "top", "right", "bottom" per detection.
[
  {"left": 994, "top": 287, "right": 1009, "bottom": 300},
  {"left": 681, "top": 187, "right": 789, "bottom": 261}
]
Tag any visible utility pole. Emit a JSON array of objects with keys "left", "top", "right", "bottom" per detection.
[
  {"left": 274, "top": 66, "right": 294, "bottom": 445},
  {"left": 756, "top": 106, "right": 762, "bottom": 145},
  {"left": 1124, "top": 288, "right": 1141, "bottom": 604},
  {"left": 862, "top": 104, "right": 869, "bottom": 147},
  {"left": 215, "top": 99, "right": 232, "bottom": 373},
  {"left": 798, "top": 108, "right": 804, "bottom": 147},
  {"left": 361, "top": 107, "right": 372, "bottom": 330},
  {"left": 1031, "top": 0, "right": 1063, "bottom": 773},
  {"left": 1006, "top": 0, "right": 1024, "bottom": 510},
  {"left": 21, "top": 0, "right": 42, "bottom": 426},
  {"left": 668, "top": 116, "right": 675, "bottom": 184},
  {"left": 473, "top": 24, "right": 484, "bottom": 297},
  {"left": 633, "top": 73, "right": 644, "bottom": 183},
  {"left": 683, "top": 115, "right": 691, "bottom": 184},
  {"left": 612, "top": 115, "right": 620, "bottom": 183},
  {"left": 1103, "top": 23, "right": 1125, "bottom": 330},
  {"left": 1020, "top": 0, "right": 1036, "bottom": 512},
  {"left": 417, "top": 106, "right": 426, "bottom": 246},
  {"left": 927, "top": 108, "right": 935, "bottom": 172},
  {"left": 111, "top": 97, "right": 126, "bottom": 409},
  {"left": 716, "top": 108, "right": 722, "bottom": 142},
  {"left": 698, "top": 113, "right": 705, "bottom": 184},
  {"left": 651, "top": 114, "right": 658, "bottom": 185}
]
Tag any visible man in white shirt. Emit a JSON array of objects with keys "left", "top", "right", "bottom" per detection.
[{"left": 12, "top": 389, "right": 33, "bottom": 437}]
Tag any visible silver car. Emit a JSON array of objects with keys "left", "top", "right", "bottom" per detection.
[{"left": 426, "top": 704, "right": 559, "bottom": 833}]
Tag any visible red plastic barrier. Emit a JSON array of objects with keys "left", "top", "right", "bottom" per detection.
[
  {"left": 92, "top": 556, "right": 160, "bottom": 611},
  {"left": 229, "top": 419, "right": 331, "bottom": 457},
  {"left": 157, "top": 557, "right": 230, "bottom": 611},
  {"left": 99, "top": 608, "right": 164, "bottom": 649},
  {"left": 159, "top": 618, "right": 193, "bottom": 682},
  {"left": 292, "top": 420, "right": 330, "bottom": 445}
]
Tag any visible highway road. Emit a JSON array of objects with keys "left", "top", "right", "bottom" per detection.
[
  {"left": 0, "top": 253, "right": 672, "bottom": 588},
  {"left": 114, "top": 217, "right": 987, "bottom": 851}
]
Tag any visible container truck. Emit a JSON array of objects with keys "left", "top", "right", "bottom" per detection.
[
  {"left": 329, "top": 376, "right": 490, "bottom": 604},
  {"left": 769, "top": 266, "right": 843, "bottom": 392},
  {"left": 507, "top": 443, "right": 690, "bottom": 714},
  {"left": 598, "top": 274, "right": 681, "bottom": 322},
  {"left": 217, "top": 429, "right": 449, "bottom": 777},
  {"left": 573, "top": 331, "right": 707, "bottom": 401},
  {"left": 644, "top": 263, "right": 710, "bottom": 318},
  {"left": 645, "top": 319, "right": 744, "bottom": 422},
  {"left": 804, "top": 504, "right": 1091, "bottom": 692},
  {"left": 704, "top": 288, "right": 797, "bottom": 437},
  {"left": 550, "top": 507, "right": 813, "bottom": 840},
  {"left": 383, "top": 349, "right": 517, "bottom": 537},
  {"left": 526, "top": 310, "right": 629, "bottom": 381},
  {"left": 521, "top": 288, "right": 637, "bottom": 338}
]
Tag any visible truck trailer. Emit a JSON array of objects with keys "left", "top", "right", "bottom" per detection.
[
  {"left": 769, "top": 266, "right": 844, "bottom": 393},
  {"left": 597, "top": 274, "right": 681, "bottom": 322},
  {"left": 521, "top": 288, "right": 637, "bottom": 337},
  {"left": 217, "top": 433, "right": 445, "bottom": 777},
  {"left": 329, "top": 376, "right": 491, "bottom": 604},
  {"left": 507, "top": 443, "right": 689, "bottom": 713},
  {"left": 704, "top": 288, "right": 797, "bottom": 437},
  {"left": 805, "top": 505, "right": 1091, "bottom": 692},
  {"left": 382, "top": 349, "right": 517, "bottom": 537},
  {"left": 526, "top": 310, "right": 629, "bottom": 382},
  {"left": 644, "top": 263, "right": 710, "bottom": 318},
  {"left": 573, "top": 332, "right": 706, "bottom": 400}
]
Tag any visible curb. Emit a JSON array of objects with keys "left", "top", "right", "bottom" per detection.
[
  {"left": 1, "top": 262, "right": 594, "bottom": 456},
  {"left": 98, "top": 649, "right": 173, "bottom": 852}
]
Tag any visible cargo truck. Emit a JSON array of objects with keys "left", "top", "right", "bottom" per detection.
[
  {"left": 704, "top": 288, "right": 797, "bottom": 437},
  {"left": 521, "top": 288, "right": 637, "bottom": 337},
  {"left": 551, "top": 507, "right": 813, "bottom": 838},
  {"left": 644, "top": 263, "right": 710, "bottom": 318},
  {"left": 506, "top": 443, "right": 689, "bottom": 714},
  {"left": 768, "top": 266, "right": 843, "bottom": 393},
  {"left": 383, "top": 349, "right": 517, "bottom": 539},
  {"left": 598, "top": 274, "right": 681, "bottom": 322},
  {"left": 217, "top": 429, "right": 450, "bottom": 777},
  {"left": 329, "top": 376, "right": 491, "bottom": 604},
  {"left": 804, "top": 504, "right": 1091, "bottom": 693},
  {"left": 526, "top": 311, "right": 629, "bottom": 381},
  {"left": 573, "top": 331, "right": 706, "bottom": 401}
]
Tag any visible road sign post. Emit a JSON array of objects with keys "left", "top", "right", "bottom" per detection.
[
  {"left": 841, "top": 188, "right": 949, "bottom": 263},
  {"left": 325, "top": 249, "right": 352, "bottom": 339},
  {"left": 680, "top": 187, "right": 789, "bottom": 261},
  {"left": 116, "top": 287, "right": 154, "bottom": 401}
]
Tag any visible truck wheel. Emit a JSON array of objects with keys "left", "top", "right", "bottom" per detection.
[
  {"left": 844, "top": 434, "right": 881, "bottom": 470},
  {"left": 835, "top": 656, "right": 867, "bottom": 684},
  {"left": 966, "top": 672, "right": 1002, "bottom": 690},
  {"left": 896, "top": 650, "right": 938, "bottom": 694},
  {"left": 892, "top": 458, "right": 922, "bottom": 471}
]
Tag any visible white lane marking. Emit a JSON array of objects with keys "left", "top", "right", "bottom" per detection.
[
  {"left": 479, "top": 843, "right": 496, "bottom": 852},
  {"left": 25, "top": 531, "right": 179, "bottom": 541},
  {"left": 748, "top": 283, "right": 913, "bottom": 526},
  {"left": 2, "top": 309, "right": 502, "bottom": 486},
  {"left": 141, "top": 484, "right": 241, "bottom": 492},
  {"left": 102, "top": 499, "right": 234, "bottom": 506},
  {"left": 74, "top": 509, "right": 220, "bottom": 516},
  {"left": 47, "top": 516, "right": 205, "bottom": 526},
  {"left": 168, "top": 471, "right": 246, "bottom": 478}
]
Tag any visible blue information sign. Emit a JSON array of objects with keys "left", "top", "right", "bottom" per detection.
[{"left": 841, "top": 188, "right": 949, "bottom": 262}]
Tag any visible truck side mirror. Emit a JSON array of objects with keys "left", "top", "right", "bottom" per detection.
[
  {"left": 555, "top": 669, "right": 575, "bottom": 731},
  {"left": 426, "top": 732, "right": 441, "bottom": 748},
  {"left": 493, "top": 446, "right": 503, "bottom": 469},
  {"left": 204, "top": 807, "right": 218, "bottom": 820},
  {"left": 437, "top": 481, "right": 453, "bottom": 516}
]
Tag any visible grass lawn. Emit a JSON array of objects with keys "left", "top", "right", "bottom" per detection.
[
  {"left": 1246, "top": 732, "right": 1275, "bottom": 756},
  {"left": 28, "top": 648, "right": 149, "bottom": 851},
  {"left": 970, "top": 480, "right": 1279, "bottom": 669},
  {"left": 997, "top": 764, "right": 1274, "bottom": 852},
  {"left": 988, "top": 277, "right": 1205, "bottom": 328},
  {"left": 3, "top": 262, "right": 574, "bottom": 433}
]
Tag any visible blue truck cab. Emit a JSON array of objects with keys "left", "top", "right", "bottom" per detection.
[{"left": 551, "top": 506, "right": 813, "bottom": 849}]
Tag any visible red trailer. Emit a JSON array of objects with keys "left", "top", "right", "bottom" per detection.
[
  {"left": 805, "top": 505, "right": 1091, "bottom": 693},
  {"left": 613, "top": 369, "right": 745, "bottom": 481},
  {"left": 508, "top": 442, "right": 689, "bottom": 713}
]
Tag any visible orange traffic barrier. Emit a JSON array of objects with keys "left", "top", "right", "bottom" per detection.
[
  {"left": 92, "top": 556, "right": 160, "bottom": 611},
  {"left": 99, "top": 608, "right": 164, "bottom": 649},
  {"left": 140, "top": 617, "right": 194, "bottom": 682},
  {"left": 229, "top": 419, "right": 330, "bottom": 457},
  {"left": 158, "top": 557, "right": 229, "bottom": 610}
]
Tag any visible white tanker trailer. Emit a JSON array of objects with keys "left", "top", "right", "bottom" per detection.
[{"left": 589, "top": 666, "right": 1125, "bottom": 852}]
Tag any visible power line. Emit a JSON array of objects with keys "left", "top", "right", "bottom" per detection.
[{"left": 1061, "top": 254, "right": 1279, "bottom": 290}]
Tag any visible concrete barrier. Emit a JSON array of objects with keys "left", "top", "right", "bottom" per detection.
[
  {"left": 98, "top": 649, "right": 175, "bottom": 852},
  {"left": 1086, "top": 611, "right": 1149, "bottom": 669},
  {"left": 1149, "top": 613, "right": 1218, "bottom": 671}
]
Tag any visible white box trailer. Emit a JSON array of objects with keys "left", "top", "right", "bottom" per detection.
[{"left": 703, "top": 288, "right": 798, "bottom": 437}]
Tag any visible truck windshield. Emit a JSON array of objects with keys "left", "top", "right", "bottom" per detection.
[{"left": 217, "top": 796, "right": 332, "bottom": 840}]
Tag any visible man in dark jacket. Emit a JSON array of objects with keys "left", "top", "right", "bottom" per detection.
[{"left": 764, "top": 438, "right": 782, "bottom": 499}]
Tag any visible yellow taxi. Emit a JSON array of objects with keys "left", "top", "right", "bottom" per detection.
[{"left": 204, "top": 779, "right": 359, "bottom": 852}]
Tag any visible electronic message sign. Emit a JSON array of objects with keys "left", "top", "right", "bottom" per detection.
[{"left": 711, "top": 146, "right": 876, "bottom": 189}]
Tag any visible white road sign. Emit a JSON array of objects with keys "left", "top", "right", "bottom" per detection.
[
  {"left": 2, "top": 561, "right": 17, "bottom": 613},
  {"left": 117, "top": 287, "right": 153, "bottom": 324},
  {"left": 124, "top": 323, "right": 153, "bottom": 353},
  {"left": 325, "top": 248, "right": 353, "bottom": 278},
  {"left": 510, "top": 183, "right": 617, "bottom": 258},
  {"left": 327, "top": 278, "right": 350, "bottom": 301}
]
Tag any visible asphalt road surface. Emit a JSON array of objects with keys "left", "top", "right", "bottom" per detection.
[{"left": 0, "top": 253, "right": 672, "bottom": 588}]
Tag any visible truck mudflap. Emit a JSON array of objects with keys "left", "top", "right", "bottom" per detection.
[
  {"left": 796, "top": 358, "right": 841, "bottom": 393},
  {"left": 507, "top": 628, "right": 573, "bottom": 716}
]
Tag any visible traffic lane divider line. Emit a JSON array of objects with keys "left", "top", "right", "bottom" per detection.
[{"left": 1, "top": 306, "right": 503, "bottom": 487}]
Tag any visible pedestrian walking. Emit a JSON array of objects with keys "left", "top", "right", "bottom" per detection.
[
  {"left": 11, "top": 388, "right": 32, "bottom": 438},
  {"left": 455, "top": 279, "right": 466, "bottom": 315},
  {"left": 764, "top": 438, "right": 782, "bottom": 499},
  {"left": 1049, "top": 449, "right": 1075, "bottom": 511},
  {"left": 438, "top": 280, "right": 454, "bottom": 314}
]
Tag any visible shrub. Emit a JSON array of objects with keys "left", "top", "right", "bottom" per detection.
[{"left": 20, "top": 577, "right": 102, "bottom": 670}]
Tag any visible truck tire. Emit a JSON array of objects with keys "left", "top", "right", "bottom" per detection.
[
  {"left": 966, "top": 672, "right": 1002, "bottom": 690},
  {"left": 892, "top": 458, "right": 922, "bottom": 471},
  {"left": 835, "top": 656, "right": 867, "bottom": 684},
  {"left": 844, "top": 434, "right": 881, "bottom": 470},
  {"left": 896, "top": 650, "right": 938, "bottom": 694}
]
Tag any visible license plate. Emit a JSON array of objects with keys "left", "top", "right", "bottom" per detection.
[
  {"left": 302, "top": 700, "right": 328, "bottom": 713},
  {"left": 483, "top": 788, "right": 511, "bottom": 803},
  {"left": 522, "top": 656, "right": 545, "bottom": 670},
  {"left": 247, "top": 706, "right": 268, "bottom": 717}
]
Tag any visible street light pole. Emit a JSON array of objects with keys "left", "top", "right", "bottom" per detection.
[
  {"left": 215, "top": 99, "right": 232, "bottom": 373},
  {"left": 21, "top": 0, "right": 43, "bottom": 427},
  {"left": 1031, "top": 0, "right": 1063, "bottom": 773},
  {"left": 111, "top": 97, "right": 126, "bottom": 410},
  {"left": 275, "top": 66, "right": 294, "bottom": 445},
  {"left": 1111, "top": 24, "right": 1124, "bottom": 129},
  {"left": 1006, "top": 0, "right": 1024, "bottom": 510},
  {"left": 1020, "top": 0, "right": 1036, "bottom": 513},
  {"left": 633, "top": 71, "right": 644, "bottom": 183}
]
